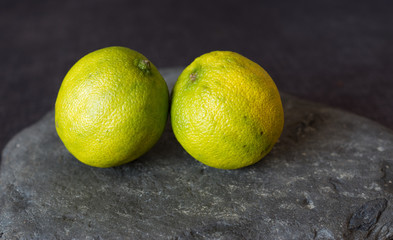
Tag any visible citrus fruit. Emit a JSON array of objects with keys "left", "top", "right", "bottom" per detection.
[
  {"left": 171, "top": 51, "right": 284, "bottom": 169},
  {"left": 55, "top": 46, "right": 169, "bottom": 168}
]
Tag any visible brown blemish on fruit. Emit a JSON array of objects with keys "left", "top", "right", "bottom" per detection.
[
  {"left": 190, "top": 72, "right": 197, "bottom": 82},
  {"left": 142, "top": 59, "right": 150, "bottom": 69}
]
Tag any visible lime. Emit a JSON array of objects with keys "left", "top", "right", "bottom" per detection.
[
  {"left": 55, "top": 46, "right": 169, "bottom": 167},
  {"left": 171, "top": 51, "right": 284, "bottom": 169}
]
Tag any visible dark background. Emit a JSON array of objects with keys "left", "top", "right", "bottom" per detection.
[{"left": 1, "top": 0, "right": 392, "bottom": 154}]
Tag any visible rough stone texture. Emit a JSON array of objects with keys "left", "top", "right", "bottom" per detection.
[{"left": 1, "top": 68, "right": 393, "bottom": 239}]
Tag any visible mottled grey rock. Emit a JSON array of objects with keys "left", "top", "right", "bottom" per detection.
[{"left": 1, "top": 68, "right": 393, "bottom": 240}]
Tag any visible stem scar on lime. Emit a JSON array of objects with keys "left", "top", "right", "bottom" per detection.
[
  {"left": 190, "top": 72, "right": 197, "bottom": 82},
  {"left": 135, "top": 59, "right": 151, "bottom": 73}
]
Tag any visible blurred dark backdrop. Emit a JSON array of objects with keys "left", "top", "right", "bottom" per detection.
[{"left": 1, "top": 0, "right": 392, "bottom": 153}]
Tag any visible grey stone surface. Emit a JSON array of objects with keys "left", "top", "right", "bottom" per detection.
[{"left": 1, "top": 68, "right": 393, "bottom": 239}]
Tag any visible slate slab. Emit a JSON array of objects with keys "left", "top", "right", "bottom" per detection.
[{"left": 1, "top": 68, "right": 393, "bottom": 240}]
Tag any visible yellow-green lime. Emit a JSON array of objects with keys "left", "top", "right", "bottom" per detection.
[
  {"left": 55, "top": 46, "right": 169, "bottom": 168},
  {"left": 171, "top": 51, "right": 284, "bottom": 169}
]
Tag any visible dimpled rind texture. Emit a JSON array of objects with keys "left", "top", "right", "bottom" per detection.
[
  {"left": 171, "top": 51, "right": 284, "bottom": 169},
  {"left": 55, "top": 46, "right": 169, "bottom": 167}
]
